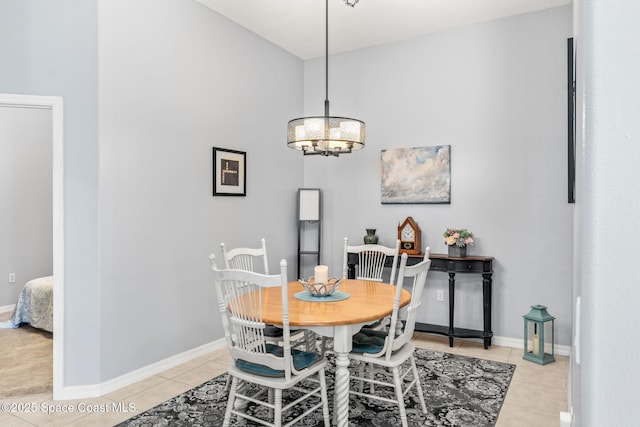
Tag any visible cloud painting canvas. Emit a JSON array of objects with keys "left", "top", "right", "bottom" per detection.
[{"left": 381, "top": 145, "right": 451, "bottom": 204}]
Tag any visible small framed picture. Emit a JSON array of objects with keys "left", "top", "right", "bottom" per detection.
[{"left": 212, "top": 147, "right": 246, "bottom": 196}]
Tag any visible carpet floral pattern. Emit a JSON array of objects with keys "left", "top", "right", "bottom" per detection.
[{"left": 117, "top": 348, "right": 515, "bottom": 426}]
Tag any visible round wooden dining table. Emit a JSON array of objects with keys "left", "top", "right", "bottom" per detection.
[{"left": 261, "top": 279, "right": 411, "bottom": 427}]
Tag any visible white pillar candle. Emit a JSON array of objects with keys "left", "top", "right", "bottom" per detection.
[
  {"left": 532, "top": 333, "right": 539, "bottom": 355},
  {"left": 314, "top": 265, "right": 329, "bottom": 284}
]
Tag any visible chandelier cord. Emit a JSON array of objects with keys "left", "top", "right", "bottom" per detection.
[
  {"left": 324, "top": 0, "right": 330, "bottom": 116},
  {"left": 286, "top": 0, "right": 365, "bottom": 156}
]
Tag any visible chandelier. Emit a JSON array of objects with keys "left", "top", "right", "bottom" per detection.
[{"left": 287, "top": 0, "right": 365, "bottom": 157}]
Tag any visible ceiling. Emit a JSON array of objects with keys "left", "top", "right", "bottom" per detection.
[{"left": 197, "top": 0, "right": 571, "bottom": 60}]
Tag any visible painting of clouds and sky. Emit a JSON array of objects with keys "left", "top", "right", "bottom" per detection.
[{"left": 381, "top": 145, "right": 451, "bottom": 204}]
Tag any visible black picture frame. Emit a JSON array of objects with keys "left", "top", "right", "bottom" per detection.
[
  {"left": 568, "top": 37, "right": 576, "bottom": 203},
  {"left": 212, "top": 147, "right": 246, "bottom": 196}
]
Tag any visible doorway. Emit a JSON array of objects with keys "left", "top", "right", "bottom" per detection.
[{"left": 0, "top": 93, "right": 64, "bottom": 399}]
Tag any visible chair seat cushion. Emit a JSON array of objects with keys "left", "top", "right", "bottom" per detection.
[
  {"left": 364, "top": 319, "right": 384, "bottom": 329},
  {"left": 263, "top": 325, "right": 302, "bottom": 337},
  {"left": 352, "top": 329, "right": 388, "bottom": 354},
  {"left": 263, "top": 325, "right": 284, "bottom": 337},
  {"left": 236, "top": 344, "right": 321, "bottom": 377}
]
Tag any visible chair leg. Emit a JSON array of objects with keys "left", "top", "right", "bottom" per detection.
[
  {"left": 304, "top": 330, "right": 317, "bottom": 352},
  {"left": 268, "top": 387, "right": 275, "bottom": 420},
  {"left": 410, "top": 354, "right": 428, "bottom": 414},
  {"left": 233, "top": 381, "right": 249, "bottom": 412},
  {"left": 392, "top": 366, "right": 409, "bottom": 427},
  {"left": 274, "top": 388, "right": 283, "bottom": 427},
  {"left": 320, "top": 337, "right": 328, "bottom": 356},
  {"left": 223, "top": 376, "right": 238, "bottom": 427},
  {"left": 358, "top": 361, "right": 365, "bottom": 393},
  {"left": 223, "top": 374, "right": 231, "bottom": 392},
  {"left": 318, "top": 369, "right": 331, "bottom": 427},
  {"left": 368, "top": 362, "right": 375, "bottom": 395}
]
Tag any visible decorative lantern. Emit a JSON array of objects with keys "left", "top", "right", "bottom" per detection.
[{"left": 523, "top": 305, "right": 555, "bottom": 365}]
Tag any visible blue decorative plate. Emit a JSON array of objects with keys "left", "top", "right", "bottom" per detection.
[{"left": 294, "top": 290, "right": 350, "bottom": 302}]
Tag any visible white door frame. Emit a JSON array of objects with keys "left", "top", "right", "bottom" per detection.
[{"left": 0, "top": 93, "right": 64, "bottom": 399}]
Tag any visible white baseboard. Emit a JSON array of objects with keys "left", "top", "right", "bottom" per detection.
[
  {"left": 493, "top": 335, "right": 571, "bottom": 357},
  {"left": 560, "top": 410, "right": 572, "bottom": 427},
  {"left": 0, "top": 304, "right": 15, "bottom": 314},
  {"left": 56, "top": 338, "right": 227, "bottom": 401},
  {"left": 55, "top": 333, "right": 570, "bottom": 400}
]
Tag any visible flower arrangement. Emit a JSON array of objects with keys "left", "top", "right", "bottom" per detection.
[{"left": 443, "top": 228, "right": 474, "bottom": 247}]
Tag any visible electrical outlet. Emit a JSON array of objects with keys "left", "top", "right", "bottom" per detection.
[
  {"left": 9, "top": 273, "right": 16, "bottom": 284},
  {"left": 436, "top": 289, "right": 444, "bottom": 302}
]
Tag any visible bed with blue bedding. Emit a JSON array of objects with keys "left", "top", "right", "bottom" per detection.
[{"left": 0, "top": 276, "right": 53, "bottom": 333}]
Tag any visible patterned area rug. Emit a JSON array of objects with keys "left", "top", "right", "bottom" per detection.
[{"left": 118, "top": 348, "right": 515, "bottom": 426}]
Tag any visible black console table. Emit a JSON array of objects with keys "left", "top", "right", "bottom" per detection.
[{"left": 347, "top": 252, "right": 494, "bottom": 349}]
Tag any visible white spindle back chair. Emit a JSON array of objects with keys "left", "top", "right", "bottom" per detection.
[
  {"left": 348, "top": 248, "right": 431, "bottom": 427},
  {"left": 221, "top": 238, "right": 269, "bottom": 273},
  {"left": 210, "top": 255, "right": 330, "bottom": 427},
  {"left": 342, "top": 237, "right": 401, "bottom": 284}
]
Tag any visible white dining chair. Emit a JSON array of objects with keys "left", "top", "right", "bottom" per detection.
[
  {"left": 344, "top": 237, "right": 401, "bottom": 330},
  {"left": 342, "top": 237, "right": 401, "bottom": 284},
  {"left": 320, "top": 238, "right": 402, "bottom": 356},
  {"left": 210, "top": 255, "right": 331, "bottom": 427},
  {"left": 221, "top": 239, "right": 285, "bottom": 342},
  {"left": 221, "top": 238, "right": 270, "bottom": 274},
  {"left": 347, "top": 249, "right": 431, "bottom": 427},
  {"left": 221, "top": 239, "right": 314, "bottom": 351}
]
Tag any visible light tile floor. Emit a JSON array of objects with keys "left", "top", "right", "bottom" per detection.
[{"left": 0, "top": 333, "right": 568, "bottom": 426}]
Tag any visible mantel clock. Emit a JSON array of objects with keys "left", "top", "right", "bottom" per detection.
[{"left": 398, "top": 216, "right": 421, "bottom": 255}]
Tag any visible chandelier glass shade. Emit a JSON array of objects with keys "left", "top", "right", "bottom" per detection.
[
  {"left": 287, "top": 113, "right": 365, "bottom": 156},
  {"left": 287, "top": 0, "right": 365, "bottom": 157}
]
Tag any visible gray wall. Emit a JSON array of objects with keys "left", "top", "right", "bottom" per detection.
[
  {"left": 304, "top": 6, "right": 574, "bottom": 346},
  {"left": 0, "top": 0, "right": 101, "bottom": 386},
  {"left": 0, "top": 106, "right": 53, "bottom": 306},
  {"left": 1, "top": 0, "right": 581, "bottom": 390},
  {"left": 1, "top": 0, "right": 304, "bottom": 387},
  {"left": 574, "top": 0, "right": 640, "bottom": 425},
  {"left": 97, "top": 0, "right": 304, "bottom": 380}
]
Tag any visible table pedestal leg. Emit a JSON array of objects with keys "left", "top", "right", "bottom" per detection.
[
  {"left": 332, "top": 326, "right": 352, "bottom": 427},
  {"left": 333, "top": 352, "right": 350, "bottom": 427}
]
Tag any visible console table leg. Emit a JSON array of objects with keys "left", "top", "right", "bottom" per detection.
[
  {"left": 482, "top": 272, "right": 493, "bottom": 349},
  {"left": 448, "top": 272, "right": 455, "bottom": 347}
]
